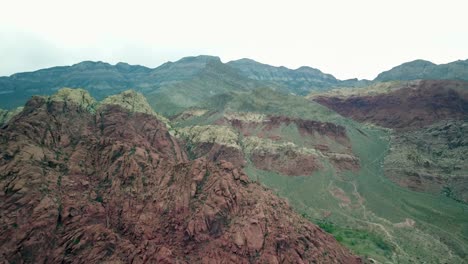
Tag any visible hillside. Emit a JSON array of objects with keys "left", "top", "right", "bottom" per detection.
[
  {"left": 0, "top": 89, "right": 359, "bottom": 263},
  {"left": 146, "top": 56, "right": 262, "bottom": 115}
]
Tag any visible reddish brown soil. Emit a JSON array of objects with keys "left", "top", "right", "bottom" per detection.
[
  {"left": 189, "top": 142, "right": 246, "bottom": 168},
  {"left": 267, "top": 116, "right": 350, "bottom": 146},
  {"left": 251, "top": 151, "right": 322, "bottom": 176},
  {"left": 0, "top": 97, "right": 360, "bottom": 263},
  {"left": 314, "top": 80, "right": 468, "bottom": 130},
  {"left": 329, "top": 187, "right": 351, "bottom": 208}
]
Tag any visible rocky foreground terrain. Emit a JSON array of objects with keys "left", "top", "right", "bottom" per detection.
[{"left": 0, "top": 89, "right": 360, "bottom": 263}]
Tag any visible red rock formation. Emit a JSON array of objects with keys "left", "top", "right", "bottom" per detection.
[
  {"left": 250, "top": 150, "right": 322, "bottom": 176},
  {"left": 314, "top": 80, "right": 468, "bottom": 130},
  {"left": 222, "top": 115, "right": 351, "bottom": 147},
  {"left": 213, "top": 114, "right": 359, "bottom": 175},
  {"left": 188, "top": 142, "right": 246, "bottom": 168},
  {"left": 0, "top": 96, "right": 360, "bottom": 263}
]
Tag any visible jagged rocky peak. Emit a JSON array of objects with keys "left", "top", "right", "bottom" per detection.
[
  {"left": 49, "top": 88, "right": 97, "bottom": 108},
  {"left": 99, "top": 89, "right": 169, "bottom": 124},
  {"left": 34, "top": 88, "right": 170, "bottom": 125},
  {"left": 100, "top": 90, "right": 154, "bottom": 115}
]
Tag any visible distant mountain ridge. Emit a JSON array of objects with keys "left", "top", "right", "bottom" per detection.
[
  {"left": 0, "top": 60, "right": 152, "bottom": 109},
  {"left": 227, "top": 58, "right": 370, "bottom": 94},
  {"left": 1, "top": 56, "right": 467, "bottom": 111},
  {"left": 375, "top": 59, "right": 468, "bottom": 82}
]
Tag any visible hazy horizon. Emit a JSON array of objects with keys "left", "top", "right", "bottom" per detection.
[
  {"left": 1, "top": 55, "right": 467, "bottom": 81},
  {"left": 1, "top": 0, "right": 467, "bottom": 79}
]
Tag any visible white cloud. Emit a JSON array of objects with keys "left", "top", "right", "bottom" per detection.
[{"left": 1, "top": 0, "right": 467, "bottom": 79}]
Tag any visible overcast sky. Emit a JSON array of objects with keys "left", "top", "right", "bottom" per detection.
[{"left": 1, "top": 0, "right": 467, "bottom": 79}]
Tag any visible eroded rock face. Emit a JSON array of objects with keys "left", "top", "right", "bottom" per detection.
[
  {"left": 384, "top": 121, "right": 468, "bottom": 203},
  {"left": 0, "top": 95, "right": 360, "bottom": 263},
  {"left": 243, "top": 136, "right": 323, "bottom": 176}
]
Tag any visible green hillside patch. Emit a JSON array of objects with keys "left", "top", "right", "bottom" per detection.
[{"left": 315, "top": 220, "right": 394, "bottom": 259}]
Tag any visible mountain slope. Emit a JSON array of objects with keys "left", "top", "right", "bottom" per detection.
[
  {"left": 0, "top": 89, "right": 359, "bottom": 263},
  {"left": 375, "top": 59, "right": 468, "bottom": 82},
  {"left": 146, "top": 56, "right": 262, "bottom": 115}
]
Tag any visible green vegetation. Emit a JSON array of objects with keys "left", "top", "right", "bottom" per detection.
[
  {"left": 315, "top": 220, "right": 394, "bottom": 258},
  {"left": 147, "top": 58, "right": 261, "bottom": 116},
  {"left": 198, "top": 88, "right": 348, "bottom": 124}
]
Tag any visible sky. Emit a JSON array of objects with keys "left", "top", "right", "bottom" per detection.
[{"left": 1, "top": 0, "right": 467, "bottom": 80}]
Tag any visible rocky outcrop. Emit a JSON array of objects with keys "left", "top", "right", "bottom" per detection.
[
  {"left": 0, "top": 91, "right": 359, "bottom": 263},
  {"left": 176, "top": 125, "right": 246, "bottom": 167},
  {"left": 220, "top": 114, "right": 352, "bottom": 148},
  {"left": 50, "top": 88, "right": 97, "bottom": 110},
  {"left": 384, "top": 121, "right": 468, "bottom": 203},
  {"left": 0, "top": 107, "right": 23, "bottom": 126},
  {"left": 100, "top": 89, "right": 169, "bottom": 124},
  {"left": 177, "top": 125, "right": 241, "bottom": 149},
  {"left": 243, "top": 136, "right": 323, "bottom": 176}
]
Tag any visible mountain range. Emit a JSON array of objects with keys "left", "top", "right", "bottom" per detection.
[
  {"left": 1, "top": 55, "right": 468, "bottom": 263},
  {"left": 2, "top": 56, "right": 467, "bottom": 113}
]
